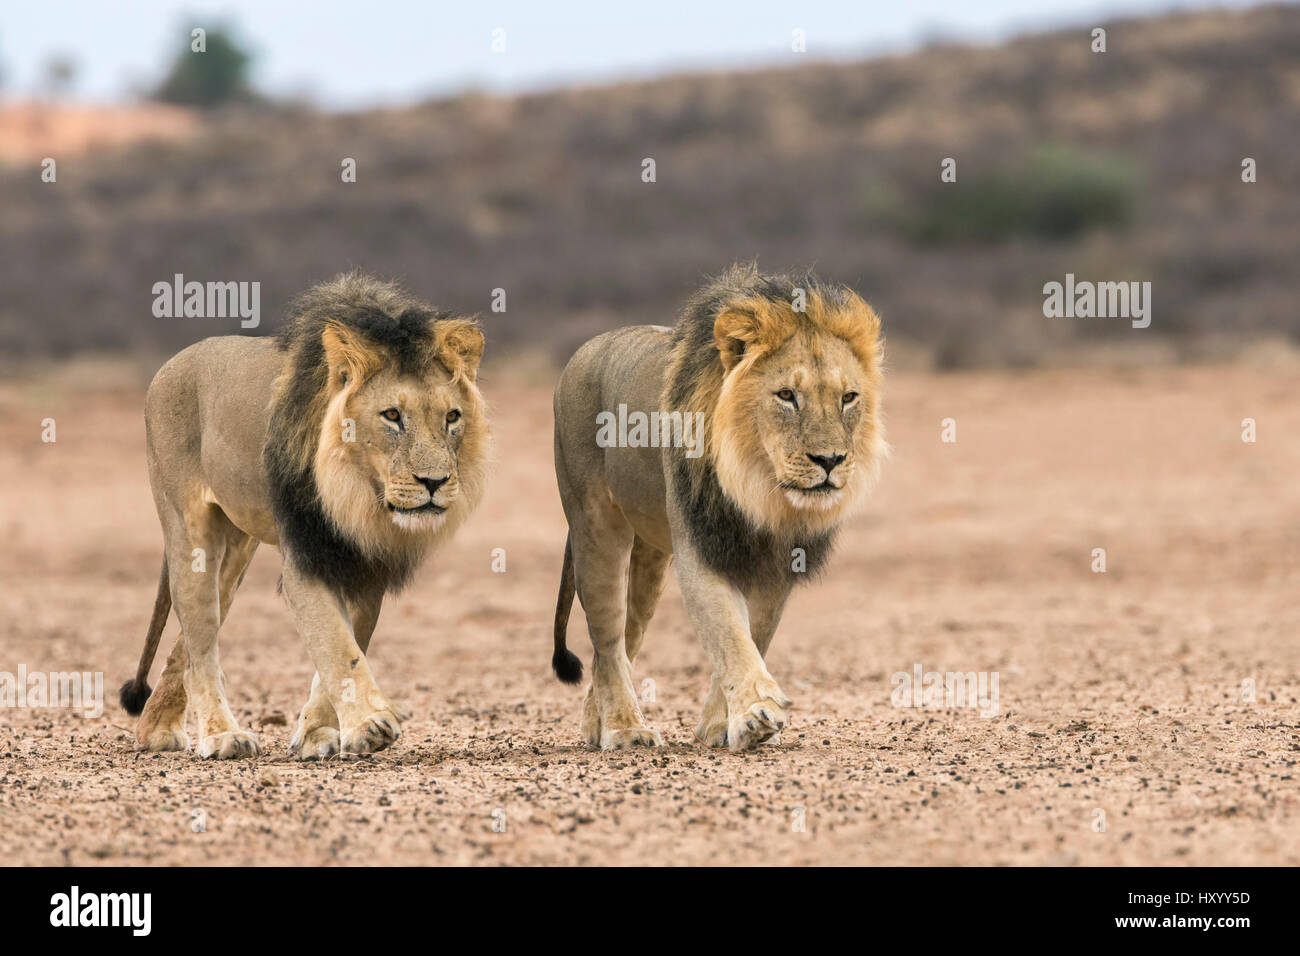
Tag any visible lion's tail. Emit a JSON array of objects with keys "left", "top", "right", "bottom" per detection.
[
  {"left": 120, "top": 558, "right": 171, "bottom": 716},
  {"left": 551, "top": 534, "right": 583, "bottom": 684}
]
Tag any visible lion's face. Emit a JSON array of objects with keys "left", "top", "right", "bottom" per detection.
[
  {"left": 312, "top": 318, "right": 489, "bottom": 551},
  {"left": 709, "top": 295, "right": 883, "bottom": 534},
  {"left": 749, "top": 333, "right": 871, "bottom": 512},
  {"left": 345, "top": 365, "right": 479, "bottom": 532}
]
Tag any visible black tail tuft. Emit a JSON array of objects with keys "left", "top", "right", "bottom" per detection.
[
  {"left": 123, "top": 557, "right": 171, "bottom": 717},
  {"left": 552, "top": 533, "right": 583, "bottom": 685},
  {"left": 552, "top": 648, "right": 583, "bottom": 685},
  {"left": 119, "top": 679, "right": 152, "bottom": 716}
]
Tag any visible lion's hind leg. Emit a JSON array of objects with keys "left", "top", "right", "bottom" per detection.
[
  {"left": 135, "top": 635, "right": 190, "bottom": 751},
  {"left": 572, "top": 518, "right": 662, "bottom": 750},
  {"left": 623, "top": 537, "right": 670, "bottom": 665},
  {"left": 158, "top": 505, "right": 261, "bottom": 759},
  {"left": 580, "top": 536, "right": 664, "bottom": 745},
  {"left": 136, "top": 527, "right": 257, "bottom": 753},
  {"left": 289, "top": 673, "right": 340, "bottom": 760}
]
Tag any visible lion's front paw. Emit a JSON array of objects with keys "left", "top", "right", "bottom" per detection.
[
  {"left": 289, "top": 725, "right": 341, "bottom": 760},
  {"left": 341, "top": 709, "right": 401, "bottom": 755},
  {"left": 197, "top": 730, "right": 262, "bottom": 759},
  {"left": 601, "top": 726, "right": 663, "bottom": 750},
  {"left": 724, "top": 675, "right": 792, "bottom": 751},
  {"left": 727, "top": 700, "right": 787, "bottom": 750}
]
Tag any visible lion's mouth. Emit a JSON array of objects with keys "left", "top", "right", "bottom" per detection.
[
  {"left": 783, "top": 480, "right": 839, "bottom": 495},
  {"left": 780, "top": 479, "right": 846, "bottom": 512},
  {"left": 387, "top": 500, "right": 446, "bottom": 515}
]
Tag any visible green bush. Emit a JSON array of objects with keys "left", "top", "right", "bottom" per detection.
[
  {"left": 900, "top": 146, "right": 1137, "bottom": 244},
  {"left": 153, "top": 26, "right": 252, "bottom": 108}
]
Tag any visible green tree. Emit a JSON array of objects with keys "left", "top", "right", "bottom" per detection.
[{"left": 153, "top": 25, "right": 252, "bottom": 108}]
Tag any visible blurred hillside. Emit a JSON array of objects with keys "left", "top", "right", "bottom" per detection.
[{"left": 1, "top": 5, "right": 1297, "bottom": 367}]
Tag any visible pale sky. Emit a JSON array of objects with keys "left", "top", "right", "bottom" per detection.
[{"left": 0, "top": 0, "right": 1267, "bottom": 108}]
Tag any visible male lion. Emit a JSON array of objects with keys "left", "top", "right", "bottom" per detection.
[
  {"left": 551, "top": 264, "right": 884, "bottom": 750},
  {"left": 119, "top": 273, "right": 489, "bottom": 759}
]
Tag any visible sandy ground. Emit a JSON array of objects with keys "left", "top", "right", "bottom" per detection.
[{"left": 1, "top": 357, "right": 1297, "bottom": 866}]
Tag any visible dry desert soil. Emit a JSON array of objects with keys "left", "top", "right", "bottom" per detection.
[{"left": 1, "top": 358, "right": 1297, "bottom": 866}]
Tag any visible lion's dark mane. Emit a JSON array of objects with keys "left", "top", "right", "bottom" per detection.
[
  {"left": 664, "top": 264, "right": 843, "bottom": 591},
  {"left": 262, "top": 273, "right": 451, "bottom": 600}
]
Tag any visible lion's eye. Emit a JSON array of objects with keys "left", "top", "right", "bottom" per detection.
[
  {"left": 446, "top": 409, "right": 462, "bottom": 425},
  {"left": 381, "top": 408, "right": 401, "bottom": 423},
  {"left": 842, "top": 392, "right": 859, "bottom": 405},
  {"left": 776, "top": 388, "right": 797, "bottom": 405}
]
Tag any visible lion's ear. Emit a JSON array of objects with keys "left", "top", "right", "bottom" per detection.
[
  {"left": 715, "top": 298, "right": 800, "bottom": 371},
  {"left": 321, "top": 322, "right": 383, "bottom": 391},
  {"left": 713, "top": 308, "right": 758, "bottom": 372},
  {"left": 823, "top": 290, "right": 884, "bottom": 369},
  {"left": 435, "top": 319, "right": 485, "bottom": 381}
]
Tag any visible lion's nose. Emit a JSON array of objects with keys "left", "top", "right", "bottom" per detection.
[
  {"left": 807, "top": 452, "right": 846, "bottom": 475},
  {"left": 415, "top": 474, "right": 450, "bottom": 495}
]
